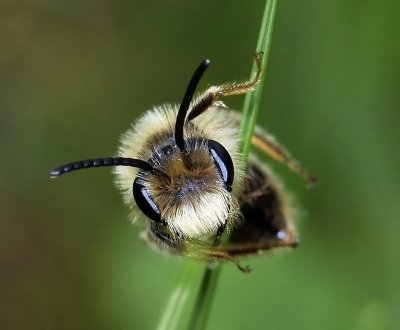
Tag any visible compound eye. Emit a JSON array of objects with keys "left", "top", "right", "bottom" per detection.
[
  {"left": 208, "top": 140, "right": 234, "bottom": 192},
  {"left": 133, "top": 178, "right": 162, "bottom": 223}
]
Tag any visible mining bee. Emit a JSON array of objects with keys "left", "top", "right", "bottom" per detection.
[{"left": 50, "top": 54, "right": 315, "bottom": 272}]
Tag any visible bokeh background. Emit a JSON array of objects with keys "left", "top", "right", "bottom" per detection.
[{"left": 1, "top": 1, "right": 399, "bottom": 329}]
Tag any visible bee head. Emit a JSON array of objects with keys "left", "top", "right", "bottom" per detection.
[
  {"left": 132, "top": 60, "right": 235, "bottom": 238},
  {"left": 49, "top": 59, "right": 235, "bottom": 238}
]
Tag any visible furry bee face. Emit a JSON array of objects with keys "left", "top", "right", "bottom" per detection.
[
  {"left": 50, "top": 54, "right": 314, "bottom": 272},
  {"left": 132, "top": 136, "right": 234, "bottom": 238}
]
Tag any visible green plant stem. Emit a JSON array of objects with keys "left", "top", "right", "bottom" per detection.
[
  {"left": 240, "top": 0, "right": 278, "bottom": 158},
  {"left": 156, "top": 1, "right": 278, "bottom": 329},
  {"left": 187, "top": 266, "right": 222, "bottom": 330},
  {"left": 156, "top": 261, "right": 204, "bottom": 330}
]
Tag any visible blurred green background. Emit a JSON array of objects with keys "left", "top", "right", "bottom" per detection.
[{"left": 1, "top": 1, "right": 399, "bottom": 329}]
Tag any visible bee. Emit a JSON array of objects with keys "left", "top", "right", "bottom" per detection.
[{"left": 50, "top": 54, "right": 315, "bottom": 272}]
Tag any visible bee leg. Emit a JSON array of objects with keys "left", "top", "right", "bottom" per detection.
[
  {"left": 187, "top": 53, "right": 263, "bottom": 121},
  {"left": 204, "top": 250, "right": 252, "bottom": 273},
  {"left": 251, "top": 128, "right": 317, "bottom": 187},
  {"left": 147, "top": 223, "right": 251, "bottom": 272}
]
